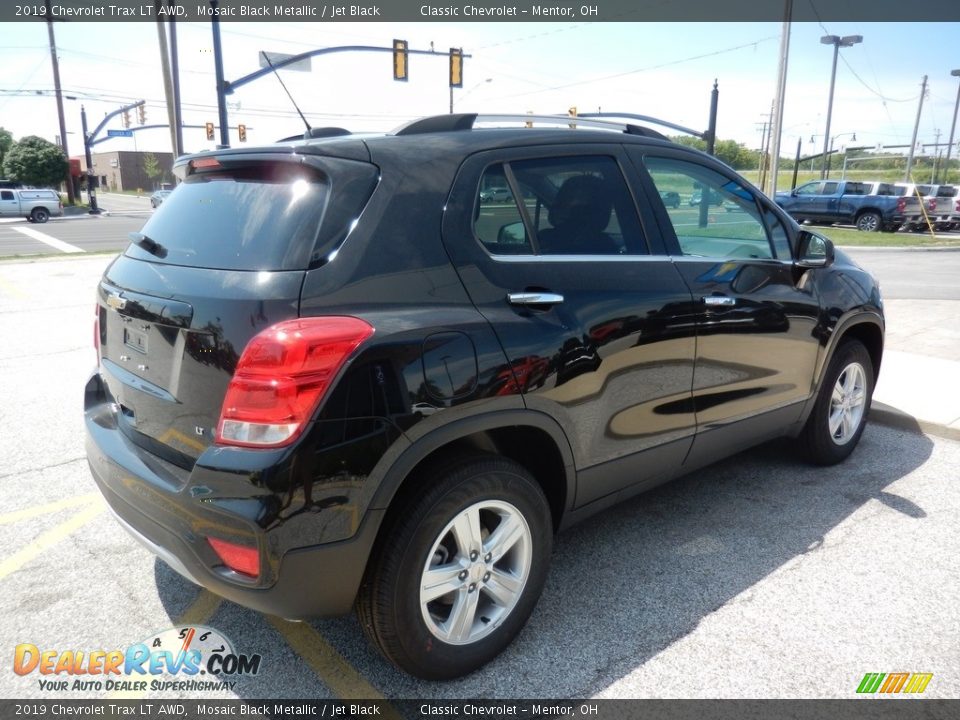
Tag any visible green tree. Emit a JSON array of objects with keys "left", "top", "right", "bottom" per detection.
[
  {"left": 0, "top": 128, "right": 12, "bottom": 172},
  {"left": 2, "top": 135, "right": 69, "bottom": 189},
  {"left": 143, "top": 152, "right": 163, "bottom": 186}
]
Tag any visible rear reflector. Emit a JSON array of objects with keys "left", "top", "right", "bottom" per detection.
[
  {"left": 207, "top": 537, "right": 259, "bottom": 577},
  {"left": 216, "top": 316, "right": 374, "bottom": 448}
]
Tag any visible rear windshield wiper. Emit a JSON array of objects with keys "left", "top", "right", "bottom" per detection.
[{"left": 128, "top": 231, "right": 167, "bottom": 259}]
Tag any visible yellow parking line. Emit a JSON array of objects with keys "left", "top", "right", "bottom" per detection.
[
  {"left": 268, "top": 616, "right": 397, "bottom": 709},
  {"left": 0, "top": 492, "right": 101, "bottom": 526},
  {"left": 0, "top": 502, "right": 105, "bottom": 581},
  {"left": 107, "top": 589, "right": 224, "bottom": 699},
  {"left": 174, "top": 589, "right": 224, "bottom": 627}
]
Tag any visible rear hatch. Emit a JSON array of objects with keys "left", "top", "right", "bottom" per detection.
[{"left": 96, "top": 151, "right": 378, "bottom": 468}]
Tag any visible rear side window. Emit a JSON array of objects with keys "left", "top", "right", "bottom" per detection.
[
  {"left": 473, "top": 155, "right": 646, "bottom": 256},
  {"left": 126, "top": 159, "right": 377, "bottom": 271},
  {"left": 0, "top": 191, "right": 13, "bottom": 201}
]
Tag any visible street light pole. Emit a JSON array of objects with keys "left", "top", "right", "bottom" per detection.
[
  {"left": 944, "top": 69, "right": 960, "bottom": 185},
  {"left": 820, "top": 34, "right": 862, "bottom": 180}
]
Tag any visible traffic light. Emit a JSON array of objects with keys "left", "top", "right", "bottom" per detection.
[
  {"left": 393, "top": 39, "right": 408, "bottom": 81},
  {"left": 205, "top": 122, "right": 215, "bottom": 141},
  {"left": 137, "top": 105, "right": 146, "bottom": 125},
  {"left": 122, "top": 110, "right": 131, "bottom": 128},
  {"left": 449, "top": 48, "right": 463, "bottom": 88},
  {"left": 238, "top": 124, "right": 247, "bottom": 143}
]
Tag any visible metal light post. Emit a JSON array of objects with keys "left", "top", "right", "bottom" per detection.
[
  {"left": 820, "top": 34, "right": 862, "bottom": 179},
  {"left": 826, "top": 132, "right": 856, "bottom": 179},
  {"left": 451, "top": 78, "right": 492, "bottom": 112},
  {"left": 80, "top": 105, "right": 100, "bottom": 214},
  {"left": 944, "top": 69, "right": 960, "bottom": 185}
]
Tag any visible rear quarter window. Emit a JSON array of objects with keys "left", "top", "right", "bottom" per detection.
[{"left": 126, "top": 158, "right": 377, "bottom": 271}]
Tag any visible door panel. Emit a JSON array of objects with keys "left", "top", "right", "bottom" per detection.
[
  {"left": 443, "top": 146, "right": 697, "bottom": 506},
  {"left": 631, "top": 150, "right": 821, "bottom": 456}
]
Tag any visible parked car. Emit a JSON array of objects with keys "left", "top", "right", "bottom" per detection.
[
  {"left": 893, "top": 183, "right": 940, "bottom": 232},
  {"left": 658, "top": 190, "right": 680, "bottom": 208},
  {"left": 86, "top": 113, "right": 884, "bottom": 680},
  {"left": 929, "top": 185, "right": 959, "bottom": 231},
  {"left": 775, "top": 179, "right": 919, "bottom": 232},
  {"left": 0, "top": 187, "right": 63, "bottom": 223},
  {"left": 688, "top": 187, "right": 724, "bottom": 206},
  {"left": 150, "top": 189, "right": 172, "bottom": 208},
  {"left": 479, "top": 186, "right": 512, "bottom": 203}
]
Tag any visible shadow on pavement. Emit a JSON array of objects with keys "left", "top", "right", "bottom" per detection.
[{"left": 155, "top": 422, "right": 934, "bottom": 699}]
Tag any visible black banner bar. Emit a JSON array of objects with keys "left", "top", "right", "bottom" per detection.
[{"left": 2, "top": 0, "right": 960, "bottom": 23}]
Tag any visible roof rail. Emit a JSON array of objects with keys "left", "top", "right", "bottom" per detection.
[{"left": 393, "top": 112, "right": 676, "bottom": 141}]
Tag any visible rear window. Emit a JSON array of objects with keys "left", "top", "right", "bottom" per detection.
[
  {"left": 936, "top": 186, "right": 956, "bottom": 198},
  {"left": 126, "top": 159, "right": 376, "bottom": 271}
]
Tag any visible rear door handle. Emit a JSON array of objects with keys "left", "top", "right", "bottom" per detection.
[
  {"left": 507, "top": 292, "right": 565, "bottom": 306},
  {"left": 702, "top": 296, "right": 736, "bottom": 307}
]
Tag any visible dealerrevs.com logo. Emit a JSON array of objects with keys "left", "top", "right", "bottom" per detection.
[
  {"left": 856, "top": 672, "right": 933, "bottom": 695},
  {"left": 13, "top": 626, "right": 262, "bottom": 693}
]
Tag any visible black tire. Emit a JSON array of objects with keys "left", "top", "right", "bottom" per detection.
[
  {"left": 356, "top": 454, "right": 553, "bottom": 680},
  {"left": 798, "top": 339, "right": 873, "bottom": 465},
  {"left": 855, "top": 211, "right": 881, "bottom": 232}
]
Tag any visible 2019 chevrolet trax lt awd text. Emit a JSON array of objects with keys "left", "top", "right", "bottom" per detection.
[{"left": 85, "top": 113, "right": 884, "bottom": 679}]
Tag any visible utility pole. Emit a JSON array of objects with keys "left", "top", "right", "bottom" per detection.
[
  {"left": 944, "top": 69, "right": 960, "bottom": 186},
  {"left": 757, "top": 116, "right": 770, "bottom": 191},
  {"left": 931, "top": 128, "right": 941, "bottom": 182},
  {"left": 155, "top": 2, "right": 178, "bottom": 157},
  {"left": 168, "top": 1, "right": 184, "bottom": 157},
  {"left": 210, "top": 0, "right": 230, "bottom": 148},
  {"left": 905, "top": 75, "right": 927, "bottom": 181},
  {"left": 44, "top": 0, "right": 74, "bottom": 205},
  {"left": 768, "top": 0, "right": 792, "bottom": 196},
  {"left": 80, "top": 105, "right": 100, "bottom": 214}
]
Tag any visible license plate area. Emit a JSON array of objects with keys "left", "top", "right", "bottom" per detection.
[{"left": 124, "top": 327, "right": 148, "bottom": 354}]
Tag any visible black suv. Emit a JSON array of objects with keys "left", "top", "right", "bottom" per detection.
[{"left": 85, "top": 114, "right": 883, "bottom": 680}]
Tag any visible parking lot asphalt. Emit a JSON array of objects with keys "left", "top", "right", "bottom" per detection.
[{"left": 0, "top": 256, "right": 957, "bottom": 702}]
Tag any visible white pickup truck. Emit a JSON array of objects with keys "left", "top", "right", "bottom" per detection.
[{"left": 0, "top": 188, "right": 63, "bottom": 223}]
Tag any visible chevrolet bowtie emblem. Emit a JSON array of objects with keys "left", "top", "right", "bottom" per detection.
[{"left": 106, "top": 293, "right": 126, "bottom": 310}]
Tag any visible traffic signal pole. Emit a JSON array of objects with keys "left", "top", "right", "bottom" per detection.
[
  {"left": 80, "top": 105, "right": 100, "bottom": 214},
  {"left": 210, "top": 0, "right": 230, "bottom": 148}
]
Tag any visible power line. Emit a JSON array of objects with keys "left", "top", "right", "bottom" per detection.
[{"left": 485, "top": 35, "right": 778, "bottom": 101}]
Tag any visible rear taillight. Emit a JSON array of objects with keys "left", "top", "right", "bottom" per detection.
[
  {"left": 928, "top": 199, "right": 937, "bottom": 211},
  {"left": 216, "top": 317, "right": 374, "bottom": 448},
  {"left": 897, "top": 198, "right": 906, "bottom": 213},
  {"left": 955, "top": 199, "right": 959, "bottom": 212},
  {"left": 207, "top": 537, "right": 259, "bottom": 577}
]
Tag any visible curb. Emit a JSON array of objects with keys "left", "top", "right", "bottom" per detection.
[
  {"left": 838, "top": 245, "right": 960, "bottom": 252},
  {"left": 869, "top": 402, "right": 960, "bottom": 442}
]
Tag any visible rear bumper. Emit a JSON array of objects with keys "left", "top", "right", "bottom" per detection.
[{"left": 85, "top": 372, "right": 382, "bottom": 619}]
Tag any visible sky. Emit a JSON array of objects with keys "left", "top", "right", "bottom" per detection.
[{"left": 1, "top": 20, "right": 958, "bottom": 161}]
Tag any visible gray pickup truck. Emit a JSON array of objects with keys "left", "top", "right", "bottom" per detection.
[
  {"left": 775, "top": 179, "right": 920, "bottom": 232},
  {"left": 0, "top": 188, "right": 63, "bottom": 223}
]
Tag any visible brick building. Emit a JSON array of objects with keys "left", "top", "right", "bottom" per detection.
[{"left": 80, "top": 151, "right": 175, "bottom": 193}]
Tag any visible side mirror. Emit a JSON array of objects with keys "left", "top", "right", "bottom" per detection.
[
  {"left": 497, "top": 221, "right": 526, "bottom": 245},
  {"left": 796, "top": 230, "right": 835, "bottom": 268}
]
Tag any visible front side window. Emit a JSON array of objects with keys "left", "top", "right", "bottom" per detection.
[
  {"left": 0, "top": 191, "right": 13, "bottom": 201},
  {"left": 794, "top": 182, "right": 821, "bottom": 196},
  {"left": 473, "top": 155, "right": 646, "bottom": 256},
  {"left": 643, "top": 156, "right": 776, "bottom": 260}
]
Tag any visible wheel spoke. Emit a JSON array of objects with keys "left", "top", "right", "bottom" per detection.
[
  {"left": 484, "top": 513, "right": 525, "bottom": 562},
  {"left": 828, "top": 406, "right": 844, "bottom": 436},
  {"left": 483, "top": 568, "right": 522, "bottom": 607},
  {"left": 451, "top": 507, "right": 483, "bottom": 556},
  {"left": 421, "top": 563, "right": 465, "bottom": 603},
  {"left": 841, "top": 410, "right": 855, "bottom": 440},
  {"left": 832, "top": 385, "right": 844, "bottom": 405},
  {"left": 446, "top": 588, "right": 480, "bottom": 643}
]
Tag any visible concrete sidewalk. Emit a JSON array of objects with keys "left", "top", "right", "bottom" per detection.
[{"left": 870, "top": 298, "right": 960, "bottom": 439}]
